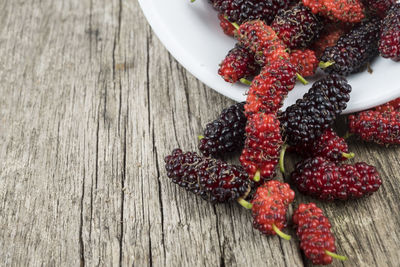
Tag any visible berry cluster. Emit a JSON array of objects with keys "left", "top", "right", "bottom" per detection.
[
  {"left": 349, "top": 110, "right": 400, "bottom": 145},
  {"left": 293, "top": 203, "right": 346, "bottom": 265},
  {"left": 218, "top": 44, "right": 259, "bottom": 83},
  {"left": 199, "top": 102, "right": 247, "bottom": 157},
  {"left": 292, "top": 157, "right": 382, "bottom": 201},
  {"left": 211, "top": 0, "right": 293, "bottom": 25},
  {"left": 293, "top": 128, "right": 353, "bottom": 162},
  {"left": 280, "top": 74, "right": 352, "bottom": 147},
  {"left": 271, "top": 4, "right": 323, "bottom": 49},
  {"left": 379, "top": 3, "right": 400, "bottom": 61},
  {"left": 321, "top": 18, "right": 381, "bottom": 76},
  {"left": 165, "top": 149, "right": 251, "bottom": 203},
  {"left": 302, "top": 0, "right": 365, "bottom": 23},
  {"left": 250, "top": 180, "right": 295, "bottom": 237},
  {"left": 240, "top": 113, "right": 283, "bottom": 182}
]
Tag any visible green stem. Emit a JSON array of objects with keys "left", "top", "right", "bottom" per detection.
[
  {"left": 279, "top": 144, "right": 288, "bottom": 174},
  {"left": 296, "top": 73, "right": 308, "bottom": 85},
  {"left": 319, "top": 60, "right": 335, "bottom": 69},
  {"left": 224, "top": 15, "right": 240, "bottom": 30},
  {"left": 237, "top": 198, "right": 253, "bottom": 209},
  {"left": 325, "top": 250, "right": 347, "bottom": 261},
  {"left": 240, "top": 78, "right": 252, "bottom": 86},
  {"left": 342, "top": 152, "right": 355, "bottom": 159},
  {"left": 198, "top": 135, "right": 204, "bottom": 140},
  {"left": 343, "top": 132, "right": 354, "bottom": 140},
  {"left": 272, "top": 224, "right": 291, "bottom": 240},
  {"left": 253, "top": 170, "right": 261, "bottom": 182}
]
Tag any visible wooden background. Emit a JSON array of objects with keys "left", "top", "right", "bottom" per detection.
[{"left": 1, "top": 0, "right": 399, "bottom": 266}]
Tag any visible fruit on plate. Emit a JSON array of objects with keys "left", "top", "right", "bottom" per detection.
[
  {"left": 240, "top": 113, "right": 283, "bottom": 182},
  {"left": 271, "top": 4, "right": 323, "bottom": 49},
  {"left": 280, "top": 74, "right": 352, "bottom": 147},
  {"left": 198, "top": 102, "right": 247, "bottom": 157},
  {"left": 289, "top": 49, "right": 319, "bottom": 77},
  {"left": 218, "top": 13, "right": 236, "bottom": 36},
  {"left": 211, "top": 0, "right": 294, "bottom": 25},
  {"left": 244, "top": 59, "right": 297, "bottom": 115},
  {"left": 379, "top": 3, "right": 400, "bottom": 61},
  {"left": 321, "top": 18, "right": 381, "bottom": 76},
  {"left": 293, "top": 203, "right": 347, "bottom": 265},
  {"left": 302, "top": 0, "right": 365, "bottom": 23},
  {"left": 218, "top": 44, "right": 259, "bottom": 83},
  {"left": 292, "top": 157, "right": 382, "bottom": 200},
  {"left": 164, "top": 149, "right": 251, "bottom": 203},
  {"left": 362, "top": 0, "right": 396, "bottom": 17}
]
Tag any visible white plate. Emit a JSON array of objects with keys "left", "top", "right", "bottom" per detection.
[{"left": 138, "top": 0, "right": 400, "bottom": 113}]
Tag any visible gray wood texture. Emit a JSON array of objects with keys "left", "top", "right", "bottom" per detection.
[{"left": 0, "top": 0, "right": 399, "bottom": 266}]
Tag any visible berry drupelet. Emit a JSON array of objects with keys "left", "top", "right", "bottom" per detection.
[
  {"left": 250, "top": 180, "right": 295, "bottom": 238},
  {"left": 240, "top": 113, "right": 283, "bottom": 182},
  {"left": 212, "top": 0, "right": 294, "bottom": 25},
  {"left": 321, "top": 18, "right": 381, "bottom": 76},
  {"left": 379, "top": 3, "right": 400, "bottom": 61},
  {"left": 164, "top": 149, "right": 251, "bottom": 203},
  {"left": 349, "top": 110, "right": 400, "bottom": 145},
  {"left": 303, "top": 0, "right": 365, "bottom": 23},
  {"left": 199, "top": 102, "right": 247, "bottom": 157},
  {"left": 245, "top": 59, "right": 297, "bottom": 115},
  {"left": 293, "top": 203, "right": 347, "bottom": 265},
  {"left": 289, "top": 49, "right": 319, "bottom": 77},
  {"left": 218, "top": 44, "right": 259, "bottom": 83},
  {"left": 362, "top": 0, "right": 395, "bottom": 17},
  {"left": 218, "top": 13, "right": 237, "bottom": 36},
  {"left": 271, "top": 4, "right": 323, "bottom": 49},
  {"left": 293, "top": 128, "right": 354, "bottom": 162},
  {"left": 292, "top": 157, "right": 382, "bottom": 201},
  {"left": 280, "top": 74, "right": 352, "bottom": 147}
]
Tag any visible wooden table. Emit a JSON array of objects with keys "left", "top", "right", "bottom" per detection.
[{"left": 1, "top": 1, "right": 399, "bottom": 266}]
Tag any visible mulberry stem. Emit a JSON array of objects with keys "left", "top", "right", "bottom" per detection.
[
  {"left": 237, "top": 198, "right": 253, "bottom": 209},
  {"left": 296, "top": 73, "right": 308, "bottom": 85},
  {"left": 319, "top": 61, "right": 335, "bottom": 69},
  {"left": 279, "top": 144, "right": 288, "bottom": 174},
  {"left": 198, "top": 135, "right": 204, "bottom": 140},
  {"left": 342, "top": 152, "right": 355, "bottom": 159},
  {"left": 225, "top": 16, "right": 240, "bottom": 30},
  {"left": 272, "top": 224, "right": 291, "bottom": 240},
  {"left": 325, "top": 250, "right": 347, "bottom": 261},
  {"left": 240, "top": 78, "right": 252, "bottom": 85},
  {"left": 253, "top": 170, "right": 261, "bottom": 182}
]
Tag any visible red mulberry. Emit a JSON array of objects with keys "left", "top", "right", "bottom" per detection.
[
  {"left": 379, "top": 3, "right": 400, "bottom": 61},
  {"left": 240, "top": 113, "right": 283, "bottom": 182},
  {"left": 292, "top": 157, "right": 382, "bottom": 201},
  {"left": 293, "top": 203, "right": 347, "bottom": 265},
  {"left": 349, "top": 110, "right": 400, "bottom": 145}
]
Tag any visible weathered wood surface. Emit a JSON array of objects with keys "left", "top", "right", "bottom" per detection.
[{"left": 0, "top": 0, "right": 399, "bottom": 266}]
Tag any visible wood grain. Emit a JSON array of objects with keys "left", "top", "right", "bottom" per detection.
[{"left": 0, "top": 0, "right": 399, "bottom": 266}]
